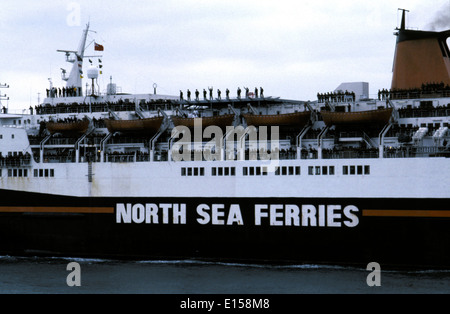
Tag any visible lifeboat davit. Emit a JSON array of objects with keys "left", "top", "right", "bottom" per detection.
[
  {"left": 242, "top": 111, "right": 311, "bottom": 127},
  {"left": 104, "top": 116, "right": 164, "bottom": 133},
  {"left": 320, "top": 108, "right": 393, "bottom": 126},
  {"left": 171, "top": 114, "right": 235, "bottom": 129},
  {"left": 46, "top": 120, "right": 90, "bottom": 134}
]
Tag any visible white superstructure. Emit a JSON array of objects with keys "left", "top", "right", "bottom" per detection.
[{"left": 0, "top": 20, "right": 448, "bottom": 202}]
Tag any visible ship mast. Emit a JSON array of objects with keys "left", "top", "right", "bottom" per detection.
[
  {"left": 397, "top": 8, "right": 409, "bottom": 30},
  {"left": 57, "top": 22, "right": 90, "bottom": 96}
]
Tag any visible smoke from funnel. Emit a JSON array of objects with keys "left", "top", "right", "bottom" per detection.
[{"left": 427, "top": 3, "right": 450, "bottom": 30}]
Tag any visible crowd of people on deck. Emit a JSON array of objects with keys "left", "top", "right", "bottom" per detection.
[
  {"left": 35, "top": 87, "right": 269, "bottom": 116},
  {"left": 378, "top": 82, "right": 450, "bottom": 100},
  {"left": 0, "top": 152, "right": 32, "bottom": 167},
  {"left": 397, "top": 103, "right": 450, "bottom": 118},
  {"left": 317, "top": 91, "right": 356, "bottom": 103},
  {"left": 46, "top": 86, "right": 82, "bottom": 98},
  {"left": 34, "top": 99, "right": 144, "bottom": 115},
  {"left": 180, "top": 87, "right": 265, "bottom": 101}
]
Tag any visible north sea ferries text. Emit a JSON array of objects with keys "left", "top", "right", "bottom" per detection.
[{"left": 116, "top": 203, "right": 359, "bottom": 227}]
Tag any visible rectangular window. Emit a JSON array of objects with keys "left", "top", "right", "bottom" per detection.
[
  {"left": 357, "top": 165, "right": 363, "bottom": 175},
  {"left": 329, "top": 166, "right": 335, "bottom": 175},
  {"left": 34, "top": 169, "right": 38, "bottom": 177},
  {"left": 249, "top": 167, "right": 255, "bottom": 176},
  {"left": 39, "top": 169, "right": 43, "bottom": 177},
  {"left": 282, "top": 167, "right": 287, "bottom": 176},
  {"left": 218, "top": 167, "right": 223, "bottom": 176},
  {"left": 295, "top": 166, "right": 301, "bottom": 175},
  {"left": 256, "top": 167, "right": 261, "bottom": 176},
  {"left": 289, "top": 166, "right": 294, "bottom": 175},
  {"left": 212, "top": 167, "right": 216, "bottom": 176},
  {"left": 231, "top": 167, "right": 235, "bottom": 176},
  {"left": 8, "top": 169, "right": 12, "bottom": 177},
  {"left": 193, "top": 168, "right": 199, "bottom": 176},
  {"left": 315, "top": 166, "right": 321, "bottom": 175},
  {"left": 187, "top": 168, "right": 192, "bottom": 176},
  {"left": 24, "top": 169, "right": 28, "bottom": 177},
  {"left": 18, "top": 169, "right": 23, "bottom": 177},
  {"left": 200, "top": 168, "right": 204, "bottom": 176},
  {"left": 350, "top": 166, "right": 355, "bottom": 175},
  {"left": 243, "top": 167, "right": 248, "bottom": 176},
  {"left": 275, "top": 167, "right": 280, "bottom": 176},
  {"left": 343, "top": 166, "right": 348, "bottom": 175},
  {"left": 322, "top": 166, "right": 328, "bottom": 175},
  {"left": 224, "top": 167, "right": 229, "bottom": 176},
  {"left": 13, "top": 169, "right": 18, "bottom": 177},
  {"left": 364, "top": 165, "right": 370, "bottom": 175},
  {"left": 262, "top": 167, "right": 268, "bottom": 176},
  {"left": 308, "top": 166, "right": 314, "bottom": 175},
  {"left": 45, "top": 169, "right": 49, "bottom": 177}
]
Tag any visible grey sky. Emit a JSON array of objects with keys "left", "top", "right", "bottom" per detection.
[{"left": 0, "top": 0, "right": 449, "bottom": 112}]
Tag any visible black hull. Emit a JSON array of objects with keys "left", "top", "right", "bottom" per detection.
[{"left": 1, "top": 189, "right": 449, "bottom": 269}]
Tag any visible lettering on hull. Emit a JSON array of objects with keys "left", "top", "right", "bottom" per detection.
[{"left": 116, "top": 203, "right": 360, "bottom": 227}]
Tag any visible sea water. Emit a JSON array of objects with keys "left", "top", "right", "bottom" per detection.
[{"left": 1, "top": 256, "right": 449, "bottom": 295}]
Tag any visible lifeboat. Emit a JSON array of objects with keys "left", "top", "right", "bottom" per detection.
[
  {"left": 171, "top": 114, "right": 235, "bottom": 129},
  {"left": 46, "top": 120, "right": 90, "bottom": 134},
  {"left": 105, "top": 116, "right": 164, "bottom": 133},
  {"left": 321, "top": 108, "right": 393, "bottom": 126},
  {"left": 242, "top": 111, "right": 311, "bottom": 127}
]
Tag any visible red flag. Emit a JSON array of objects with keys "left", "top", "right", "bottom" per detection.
[{"left": 94, "top": 42, "right": 104, "bottom": 51}]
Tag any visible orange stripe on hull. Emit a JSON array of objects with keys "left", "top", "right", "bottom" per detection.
[
  {"left": 0, "top": 206, "right": 114, "bottom": 214},
  {"left": 363, "top": 210, "right": 450, "bottom": 218}
]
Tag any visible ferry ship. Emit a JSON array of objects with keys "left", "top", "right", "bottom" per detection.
[{"left": 0, "top": 10, "right": 449, "bottom": 268}]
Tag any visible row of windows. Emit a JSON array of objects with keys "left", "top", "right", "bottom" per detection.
[
  {"left": 7, "top": 168, "right": 28, "bottom": 177},
  {"left": 308, "top": 166, "right": 335, "bottom": 176},
  {"left": 343, "top": 165, "right": 370, "bottom": 175},
  {"left": 275, "top": 166, "right": 301, "bottom": 176},
  {"left": 243, "top": 166, "right": 269, "bottom": 176},
  {"left": 181, "top": 167, "right": 237, "bottom": 177},
  {"left": 181, "top": 167, "right": 205, "bottom": 176},
  {"left": 181, "top": 165, "right": 371, "bottom": 177},
  {"left": 212, "top": 167, "right": 236, "bottom": 176},
  {"left": 34, "top": 168, "right": 55, "bottom": 178},
  {"left": 0, "top": 134, "right": 15, "bottom": 139},
  {"left": 1, "top": 168, "right": 55, "bottom": 178}
]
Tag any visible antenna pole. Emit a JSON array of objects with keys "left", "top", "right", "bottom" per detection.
[{"left": 398, "top": 8, "right": 409, "bottom": 30}]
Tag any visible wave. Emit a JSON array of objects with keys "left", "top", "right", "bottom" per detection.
[{"left": 2, "top": 255, "right": 450, "bottom": 274}]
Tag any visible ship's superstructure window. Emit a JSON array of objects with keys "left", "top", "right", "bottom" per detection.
[
  {"left": 274, "top": 166, "right": 301, "bottom": 176},
  {"left": 212, "top": 167, "right": 236, "bottom": 176},
  {"left": 342, "top": 165, "right": 370, "bottom": 175},
  {"left": 308, "top": 166, "right": 334, "bottom": 176},
  {"left": 308, "top": 166, "right": 334, "bottom": 175},
  {"left": 243, "top": 166, "right": 271, "bottom": 176},
  {"left": 181, "top": 167, "right": 205, "bottom": 176},
  {"left": 33, "top": 168, "right": 55, "bottom": 177},
  {"left": 8, "top": 168, "right": 28, "bottom": 177}
]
